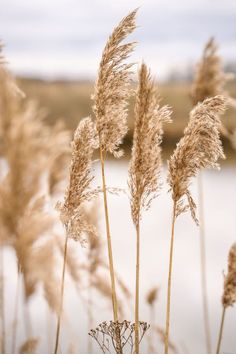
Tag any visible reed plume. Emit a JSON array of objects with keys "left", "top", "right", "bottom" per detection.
[
  {"left": 191, "top": 38, "right": 229, "bottom": 354},
  {"left": 192, "top": 37, "right": 236, "bottom": 147},
  {"left": 91, "top": 9, "right": 137, "bottom": 354},
  {"left": 129, "top": 63, "right": 172, "bottom": 354},
  {"left": 191, "top": 38, "right": 227, "bottom": 106},
  {"left": 92, "top": 9, "right": 137, "bottom": 158},
  {"left": 55, "top": 117, "right": 97, "bottom": 354},
  {"left": 216, "top": 243, "right": 236, "bottom": 354},
  {"left": 59, "top": 117, "right": 97, "bottom": 241},
  {"left": 0, "top": 45, "right": 65, "bottom": 353},
  {"left": 165, "top": 95, "right": 227, "bottom": 354}
]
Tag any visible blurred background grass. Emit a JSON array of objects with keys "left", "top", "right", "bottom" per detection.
[{"left": 18, "top": 77, "right": 236, "bottom": 162}]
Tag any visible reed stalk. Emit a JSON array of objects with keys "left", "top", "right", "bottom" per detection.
[
  {"left": 135, "top": 218, "right": 140, "bottom": 354},
  {"left": 217, "top": 243, "right": 236, "bottom": 354},
  {"left": 129, "top": 63, "right": 172, "bottom": 354},
  {"left": 164, "top": 201, "right": 176, "bottom": 354},
  {"left": 99, "top": 147, "right": 122, "bottom": 354},
  {"left": 11, "top": 269, "right": 20, "bottom": 354},
  {"left": 198, "top": 172, "right": 212, "bottom": 354},
  {"left": 216, "top": 307, "right": 226, "bottom": 354},
  {"left": 0, "top": 247, "right": 5, "bottom": 354},
  {"left": 53, "top": 234, "right": 69, "bottom": 354},
  {"left": 87, "top": 276, "right": 93, "bottom": 354},
  {"left": 167, "top": 96, "right": 226, "bottom": 354}
]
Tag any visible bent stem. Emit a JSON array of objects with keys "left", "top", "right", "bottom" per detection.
[
  {"left": 164, "top": 202, "right": 177, "bottom": 354},
  {"left": 198, "top": 172, "right": 212, "bottom": 354},
  {"left": 0, "top": 247, "right": 5, "bottom": 354},
  {"left": 99, "top": 147, "right": 122, "bottom": 354},
  {"left": 11, "top": 269, "right": 20, "bottom": 354},
  {"left": 135, "top": 219, "right": 140, "bottom": 354},
  {"left": 54, "top": 233, "right": 69, "bottom": 354},
  {"left": 216, "top": 307, "right": 226, "bottom": 354}
]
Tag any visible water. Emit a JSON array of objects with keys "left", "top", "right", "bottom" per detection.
[{"left": 3, "top": 162, "right": 236, "bottom": 353}]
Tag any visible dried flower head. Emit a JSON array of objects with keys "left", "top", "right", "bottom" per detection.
[
  {"left": 58, "top": 117, "right": 98, "bottom": 242},
  {"left": 89, "top": 320, "right": 149, "bottom": 354},
  {"left": 92, "top": 9, "right": 137, "bottom": 157},
  {"left": 168, "top": 95, "right": 227, "bottom": 223},
  {"left": 129, "top": 63, "right": 172, "bottom": 226},
  {"left": 191, "top": 38, "right": 227, "bottom": 106},
  {"left": 146, "top": 287, "right": 159, "bottom": 306},
  {"left": 222, "top": 243, "right": 236, "bottom": 308}
]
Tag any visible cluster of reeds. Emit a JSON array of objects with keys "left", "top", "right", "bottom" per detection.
[{"left": 0, "top": 8, "right": 235, "bottom": 354}]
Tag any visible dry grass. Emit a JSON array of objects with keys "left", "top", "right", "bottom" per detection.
[
  {"left": 129, "top": 62, "right": 171, "bottom": 354},
  {"left": 0, "top": 9, "right": 235, "bottom": 354}
]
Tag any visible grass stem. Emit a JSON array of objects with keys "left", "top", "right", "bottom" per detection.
[
  {"left": 0, "top": 247, "right": 5, "bottom": 354},
  {"left": 198, "top": 172, "right": 212, "bottom": 354},
  {"left": 54, "top": 233, "right": 69, "bottom": 354},
  {"left": 11, "top": 269, "right": 20, "bottom": 354},
  {"left": 216, "top": 307, "right": 226, "bottom": 354},
  {"left": 135, "top": 220, "right": 140, "bottom": 354},
  {"left": 164, "top": 201, "right": 176, "bottom": 354},
  {"left": 99, "top": 147, "right": 122, "bottom": 354}
]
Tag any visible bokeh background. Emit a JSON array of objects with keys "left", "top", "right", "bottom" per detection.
[{"left": 1, "top": 0, "right": 236, "bottom": 353}]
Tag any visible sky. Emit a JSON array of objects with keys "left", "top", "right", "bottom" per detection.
[{"left": 1, "top": 0, "right": 236, "bottom": 79}]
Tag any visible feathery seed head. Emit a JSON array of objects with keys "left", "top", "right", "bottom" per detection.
[
  {"left": 129, "top": 63, "right": 172, "bottom": 226},
  {"left": 191, "top": 37, "right": 226, "bottom": 105},
  {"left": 59, "top": 117, "right": 98, "bottom": 242},
  {"left": 168, "top": 95, "right": 227, "bottom": 223},
  {"left": 222, "top": 243, "right": 236, "bottom": 308},
  {"left": 92, "top": 9, "right": 138, "bottom": 157}
]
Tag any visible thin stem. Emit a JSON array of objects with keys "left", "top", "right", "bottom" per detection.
[
  {"left": 11, "top": 269, "right": 20, "bottom": 354},
  {"left": 99, "top": 148, "right": 118, "bottom": 321},
  {"left": 22, "top": 281, "right": 33, "bottom": 339},
  {"left": 198, "top": 172, "right": 212, "bottom": 354},
  {"left": 164, "top": 201, "right": 176, "bottom": 354},
  {"left": 135, "top": 220, "right": 140, "bottom": 354},
  {"left": 87, "top": 273, "right": 93, "bottom": 354},
  {"left": 54, "top": 234, "right": 69, "bottom": 354},
  {"left": 0, "top": 247, "right": 5, "bottom": 354},
  {"left": 99, "top": 147, "right": 122, "bottom": 354},
  {"left": 216, "top": 307, "right": 226, "bottom": 354},
  {"left": 148, "top": 304, "right": 155, "bottom": 354}
]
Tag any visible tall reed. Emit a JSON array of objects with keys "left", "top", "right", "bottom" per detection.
[
  {"left": 166, "top": 96, "right": 227, "bottom": 354},
  {"left": 129, "top": 63, "right": 172, "bottom": 354},
  {"left": 216, "top": 243, "right": 236, "bottom": 354},
  {"left": 56, "top": 117, "right": 97, "bottom": 353},
  {"left": 191, "top": 39, "right": 230, "bottom": 354},
  {"left": 92, "top": 9, "right": 137, "bottom": 352}
]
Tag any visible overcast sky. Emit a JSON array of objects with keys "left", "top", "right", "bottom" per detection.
[{"left": 1, "top": 0, "right": 236, "bottom": 79}]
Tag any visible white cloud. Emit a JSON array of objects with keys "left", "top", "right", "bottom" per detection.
[{"left": 1, "top": 0, "right": 236, "bottom": 78}]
